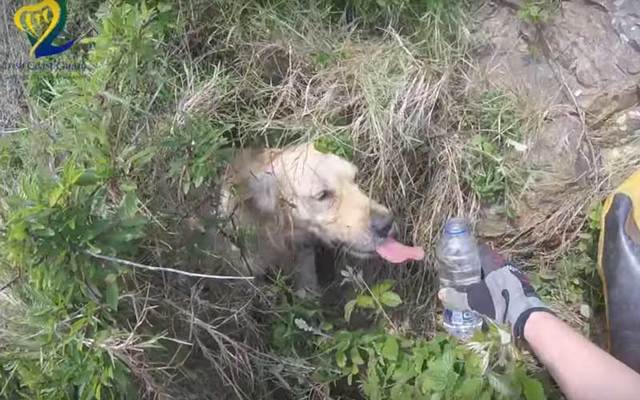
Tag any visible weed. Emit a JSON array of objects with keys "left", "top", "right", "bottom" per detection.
[
  {"left": 270, "top": 271, "right": 547, "bottom": 399},
  {"left": 0, "top": 160, "right": 148, "bottom": 397},
  {"left": 161, "top": 118, "right": 234, "bottom": 196},
  {"left": 518, "top": 1, "right": 559, "bottom": 25},
  {"left": 331, "top": 0, "right": 452, "bottom": 28},
  {"left": 463, "top": 90, "right": 528, "bottom": 211},
  {"left": 533, "top": 203, "right": 605, "bottom": 334},
  {"left": 584, "top": 201, "right": 603, "bottom": 258},
  {"left": 340, "top": 267, "right": 402, "bottom": 326},
  {"left": 314, "top": 134, "right": 355, "bottom": 161}
]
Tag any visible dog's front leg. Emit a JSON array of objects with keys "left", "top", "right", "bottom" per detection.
[{"left": 294, "top": 246, "right": 319, "bottom": 297}]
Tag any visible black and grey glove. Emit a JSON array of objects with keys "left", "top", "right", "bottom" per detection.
[{"left": 438, "top": 245, "right": 553, "bottom": 339}]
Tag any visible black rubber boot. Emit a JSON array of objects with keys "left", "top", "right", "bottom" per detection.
[{"left": 598, "top": 171, "right": 640, "bottom": 372}]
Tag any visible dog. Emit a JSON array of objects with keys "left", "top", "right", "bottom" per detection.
[{"left": 215, "top": 143, "right": 423, "bottom": 294}]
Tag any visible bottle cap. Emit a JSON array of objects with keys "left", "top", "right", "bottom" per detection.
[{"left": 444, "top": 218, "right": 468, "bottom": 235}]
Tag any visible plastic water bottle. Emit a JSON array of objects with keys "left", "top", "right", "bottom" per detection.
[{"left": 436, "top": 218, "right": 483, "bottom": 340}]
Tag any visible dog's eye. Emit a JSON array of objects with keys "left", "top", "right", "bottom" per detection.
[{"left": 314, "top": 190, "right": 333, "bottom": 201}]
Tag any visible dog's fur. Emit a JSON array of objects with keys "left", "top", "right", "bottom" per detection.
[{"left": 217, "top": 143, "right": 393, "bottom": 293}]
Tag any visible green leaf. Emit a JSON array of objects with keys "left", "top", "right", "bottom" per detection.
[
  {"left": 335, "top": 332, "right": 352, "bottom": 352},
  {"left": 48, "top": 185, "right": 65, "bottom": 206},
  {"left": 350, "top": 347, "right": 364, "bottom": 366},
  {"left": 356, "top": 295, "right": 375, "bottom": 309},
  {"left": 382, "top": 336, "right": 399, "bottom": 361},
  {"left": 313, "top": 135, "right": 354, "bottom": 161},
  {"left": 119, "top": 192, "right": 139, "bottom": 218},
  {"left": 344, "top": 300, "right": 356, "bottom": 322},
  {"left": 380, "top": 291, "right": 402, "bottom": 308},
  {"left": 441, "top": 346, "right": 455, "bottom": 368},
  {"left": 363, "top": 368, "right": 382, "bottom": 400},
  {"left": 515, "top": 367, "right": 546, "bottom": 400},
  {"left": 456, "top": 377, "right": 483, "bottom": 399},
  {"left": 420, "top": 358, "right": 452, "bottom": 394},
  {"left": 74, "top": 170, "right": 101, "bottom": 186},
  {"left": 105, "top": 275, "right": 119, "bottom": 311},
  {"left": 478, "top": 388, "right": 494, "bottom": 400},
  {"left": 336, "top": 351, "right": 347, "bottom": 368},
  {"left": 487, "top": 372, "right": 516, "bottom": 398},
  {"left": 462, "top": 351, "right": 484, "bottom": 376},
  {"left": 522, "top": 378, "right": 545, "bottom": 400},
  {"left": 390, "top": 383, "right": 414, "bottom": 400},
  {"left": 313, "top": 51, "right": 332, "bottom": 67},
  {"left": 392, "top": 359, "right": 416, "bottom": 383},
  {"left": 128, "top": 147, "right": 156, "bottom": 168},
  {"left": 371, "top": 280, "right": 394, "bottom": 297}
]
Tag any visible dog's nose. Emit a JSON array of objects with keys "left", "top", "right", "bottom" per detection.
[{"left": 371, "top": 213, "right": 394, "bottom": 238}]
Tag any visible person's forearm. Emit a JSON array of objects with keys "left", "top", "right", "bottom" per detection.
[{"left": 525, "top": 312, "right": 640, "bottom": 400}]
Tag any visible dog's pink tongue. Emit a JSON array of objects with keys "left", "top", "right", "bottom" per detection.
[{"left": 376, "top": 238, "right": 425, "bottom": 264}]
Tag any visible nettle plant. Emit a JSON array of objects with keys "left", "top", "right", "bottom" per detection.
[{"left": 274, "top": 267, "right": 547, "bottom": 400}]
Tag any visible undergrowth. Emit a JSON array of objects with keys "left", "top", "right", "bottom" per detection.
[
  {"left": 0, "top": 0, "right": 597, "bottom": 398},
  {"left": 271, "top": 268, "right": 546, "bottom": 399},
  {"left": 463, "top": 90, "right": 529, "bottom": 214},
  {"left": 532, "top": 202, "right": 605, "bottom": 335}
]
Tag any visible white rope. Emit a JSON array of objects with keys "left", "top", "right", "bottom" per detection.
[{"left": 87, "top": 252, "right": 255, "bottom": 281}]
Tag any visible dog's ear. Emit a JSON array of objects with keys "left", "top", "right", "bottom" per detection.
[{"left": 247, "top": 171, "right": 279, "bottom": 213}]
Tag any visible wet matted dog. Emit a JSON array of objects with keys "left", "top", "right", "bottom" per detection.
[{"left": 216, "top": 143, "right": 424, "bottom": 295}]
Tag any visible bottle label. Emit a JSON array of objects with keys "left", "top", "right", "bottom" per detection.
[
  {"left": 451, "top": 310, "right": 464, "bottom": 324},
  {"left": 444, "top": 309, "right": 479, "bottom": 325}
]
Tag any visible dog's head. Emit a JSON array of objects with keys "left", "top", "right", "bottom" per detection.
[{"left": 245, "top": 144, "right": 394, "bottom": 257}]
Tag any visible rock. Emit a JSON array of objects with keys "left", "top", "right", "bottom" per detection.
[
  {"left": 472, "top": 4, "right": 564, "bottom": 104},
  {"left": 595, "top": 107, "right": 640, "bottom": 181},
  {"left": 611, "top": 0, "right": 640, "bottom": 53},
  {"left": 494, "top": 0, "right": 524, "bottom": 9},
  {"left": 476, "top": 205, "right": 515, "bottom": 238},
  {"left": 601, "top": 143, "right": 640, "bottom": 181},
  {"left": 593, "top": 107, "right": 640, "bottom": 147},
  {"left": 544, "top": 1, "right": 639, "bottom": 90},
  {"left": 471, "top": 0, "right": 640, "bottom": 243},
  {"left": 517, "top": 113, "right": 592, "bottom": 227},
  {"left": 526, "top": 114, "right": 589, "bottom": 180},
  {"left": 579, "top": 80, "right": 640, "bottom": 128}
]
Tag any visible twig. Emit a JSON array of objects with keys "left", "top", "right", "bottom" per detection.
[
  {"left": 0, "top": 275, "right": 19, "bottom": 292},
  {"left": 87, "top": 252, "right": 255, "bottom": 281},
  {"left": 0, "top": 128, "right": 28, "bottom": 135}
]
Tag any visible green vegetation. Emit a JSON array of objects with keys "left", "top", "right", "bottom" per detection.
[
  {"left": 1, "top": 2, "right": 170, "bottom": 397},
  {"left": 532, "top": 202, "right": 605, "bottom": 336},
  {"left": 271, "top": 269, "right": 546, "bottom": 399},
  {"left": 517, "top": 1, "right": 560, "bottom": 24},
  {"left": 463, "top": 90, "right": 528, "bottom": 211},
  {"left": 314, "top": 134, "right": 355, "bottom": 161},
  {"left": 0, "top": 0, "right": 598, "bottom": 398}
]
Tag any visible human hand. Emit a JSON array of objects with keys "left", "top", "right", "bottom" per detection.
[{"left": 438, "top": 245, "right": 552, "bottom": 339}]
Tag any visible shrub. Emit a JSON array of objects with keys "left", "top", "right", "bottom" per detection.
[{"left": 270, "top": 269, "right": 547, "bottom": 399}]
